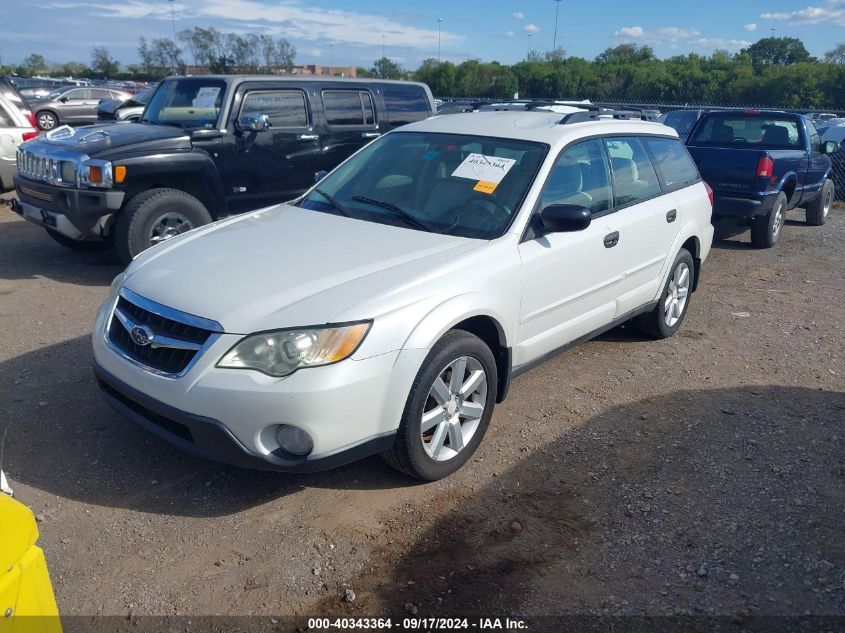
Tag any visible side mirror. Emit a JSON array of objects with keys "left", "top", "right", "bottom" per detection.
[
  {"left": 237, "top": 113, "right": 270, "bottom": 133},
  {"left": 59, "top": 96, "right": 68, "bottom": 103},
  {"left": 539, "top": 204, "right": 591, "bottom": 234},
  {"left": 314, "top": 170, "right": 328, "bottom": 183},
  {"left": 822, "top": 140, "right": 838, "bottom": 155}
]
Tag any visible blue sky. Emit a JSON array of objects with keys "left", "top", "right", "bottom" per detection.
[{"left": 3, "top": 0, "right": 845, "bottom": 70}]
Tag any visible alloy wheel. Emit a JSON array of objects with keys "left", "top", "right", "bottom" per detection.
[
  {"left": 823, "top": 187, "right": 833, "bottom": 219},
  {"left": 772, "top": 201, "right": 784, "bottom": 238},
  {"left": 149, "top": 212, "right": 195, "bottom": 244},
  {"left": 420, "top": 356, "right": 487, "bottom": 462},
  {"left": 663, "top": 261, "right": 690, "bottom": 328}
]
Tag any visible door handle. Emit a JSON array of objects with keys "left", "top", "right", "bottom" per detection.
[
  {"left": 666, "top": 209, "right": 677, "bottom": 223},
  {"left": 297, "top": 134, "right": 320, "bottom": 141},
  {"left": 361, "top": 132, "right": 381, "bottom": 139},
  {"left": 603, "top": 231, "right": 620, "bottom": 248}
]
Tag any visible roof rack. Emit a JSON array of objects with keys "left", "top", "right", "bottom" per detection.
[{"left": 434, "top": 100, "right": 661, "bottom": 124}]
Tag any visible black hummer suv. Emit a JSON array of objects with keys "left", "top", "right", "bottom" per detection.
[{"left": 12, "top": 75, "right": 435, "bottom": 263}]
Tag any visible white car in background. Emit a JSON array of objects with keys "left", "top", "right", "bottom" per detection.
[
  {"left": 0, "top": 93, "right": 38, "bottom": 191},
  {"left": 93, "top": 105, "right": 714, "bottom": 480}
]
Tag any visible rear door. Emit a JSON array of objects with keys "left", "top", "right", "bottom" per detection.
[
  {"left": 320, "top": 88, "right": 380, "bottom": 171},
  {"left": 603, "top": 136, "right": 678, "bottom": 316},
  {"left": 222, "top": 82, "right": 324, "bottom": 212}
]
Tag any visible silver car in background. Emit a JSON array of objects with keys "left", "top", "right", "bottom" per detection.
[{"left": 0, "top": 93, "right": 38, "bottom": 191}]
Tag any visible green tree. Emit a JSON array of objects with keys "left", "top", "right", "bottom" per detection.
[
  {"left": 744, "top": 37, "right": 812, "bottom": 71},
  {"left": 91, "top": 46, "right": 119, "bottom": 77},
  {"left": 21, "top": 53, "right": 47, "bottom": 75},
  {"left": 371, "top": 57, "right": 403, "bottom": 79},
  {"left": 823, "top": 43, "right": 845, "bottom": 65}
]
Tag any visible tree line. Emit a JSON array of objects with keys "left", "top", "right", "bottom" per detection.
[{"left": 4, "top": 36, "right": 845, "bottom": 108}]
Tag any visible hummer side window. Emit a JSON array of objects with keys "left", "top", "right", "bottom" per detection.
[
  {"left": 240, "top": 90, "right": 308, "bottom": 129},
  {"left": 322, "top": 90, "right": 376, "bottom": 127}
]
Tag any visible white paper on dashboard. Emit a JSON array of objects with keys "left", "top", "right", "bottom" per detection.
[{"left": 451, "top": 153, "right": 517, "bottom": 184}]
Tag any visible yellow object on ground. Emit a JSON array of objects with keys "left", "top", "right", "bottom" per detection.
[{"left": 0, "top": 493, "right": 62, "bottom": 633}]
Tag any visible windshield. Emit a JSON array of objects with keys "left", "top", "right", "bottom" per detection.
[
  {"left": 298, "top": 132, "right": 547, "bottom": 239},
  {"left": 690, "top": 115, "right": 802, "bottom": 149},
  {"left": 140, "top": 78, "right": 225, "bottom": 129}
]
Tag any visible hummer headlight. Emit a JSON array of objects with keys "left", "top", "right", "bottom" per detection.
[
  {"left": 217, "top": 322, "right": 371, "bottom": 377},
  {"left": 80, "top": 159, "right": 113, "bottom": 188}
]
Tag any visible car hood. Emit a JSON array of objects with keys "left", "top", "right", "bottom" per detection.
[
  {"left": 21, "top": 122, "right": 191, "bottom": 158},
  {"left": 122, "top": 204, "right": 484, "bottom": 334}
]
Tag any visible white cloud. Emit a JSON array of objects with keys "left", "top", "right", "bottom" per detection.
[
  {"left": 695, "top": 37, "right": 752, "bottom": 49},
  {"left": 614, "top": 25, "right": 698, "bottom": 42},
  {"left": 524, "top": 23, "right": 540, "bottom": 34},
  {"left": 615, "top": 26, "right": 645, "bottom": 38},
  {"left": 505, "top": 30, "right": 516, "bottom": 37},
  {"left": 744, "top": 22, "right": 758, "bottom": 31},
  {"left": 513, "top": 12, "right": 524, "bottom": 20},
  {"left": 38, "top": 0, "right": 464, "bottom": 49},
  {"left": 761, "top": 5, "right": 845, "bottom": 25}
]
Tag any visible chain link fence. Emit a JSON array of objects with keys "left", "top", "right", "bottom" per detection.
[{"left": 436, "top": 98, "right": 845, "bottom": 200}]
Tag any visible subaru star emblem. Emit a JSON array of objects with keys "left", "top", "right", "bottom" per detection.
[{"left": 130, "top": 325, "right": 155, "bottom": 347}]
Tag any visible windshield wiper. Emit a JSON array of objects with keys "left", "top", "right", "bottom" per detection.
[
  {"left": 351, "top": 196, "right": 434, "bottom": 232},
  {"left": 314, "top": 188, "right": 354, "bottom": 218}
]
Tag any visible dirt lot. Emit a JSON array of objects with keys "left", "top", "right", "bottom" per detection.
[{"left": 0, "top": 197, "right": 843, "bottom": 626}]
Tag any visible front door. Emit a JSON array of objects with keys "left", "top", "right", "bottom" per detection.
[
  {"left": 516, "top": 139, "right": 624, "bottom": 366},
  {"left": 222, "top": 84, "right": 324, "bottom": 213}
]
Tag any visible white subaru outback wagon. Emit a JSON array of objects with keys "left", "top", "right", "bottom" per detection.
[{"left": 93, "top": 104, "right": 715, "bottom": 480}]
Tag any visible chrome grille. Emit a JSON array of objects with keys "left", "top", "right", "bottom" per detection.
[
  {"left": 106, "top": 290, "right": 223, "bottom": 377},
  {"left": 16, "top": 148, "right": 65, "bottom": 185}
]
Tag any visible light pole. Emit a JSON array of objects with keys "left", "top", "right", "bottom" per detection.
[
  {"left": 382, "top": 34, "right": 386, "bottom": 59},
  {"left": 553, "top": 0, "right": 563, "bottom": 52},
  {"left": 438, "top": 18, "right": 443, "bottom": 63},
  {"left": 168, "top": 0, "right": 176, "bottom": 41},
  {"left": 330, "top": 44, "right": 334, "bottom": 72},
  {"left": 528, "top": 31, "right": 534, "bottom": 56}
]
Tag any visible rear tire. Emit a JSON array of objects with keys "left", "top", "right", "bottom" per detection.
[
  {"left": 634, "top": 248, "right": 694, "bottom": 339},
  {"left": 115, "top": 188, "right": 212, "bottom": 264},
  {"left": 381, "top": 330, "right": 498, "bottom": 481},
  {"left": 750, "top": 191, "right": 786, "bottom": 248},
  {"left": 45, "top": 228, "right": 111, "bottom": 251},
  {"left": 805, "top": 179, "right": 833, "bottom": 226}
]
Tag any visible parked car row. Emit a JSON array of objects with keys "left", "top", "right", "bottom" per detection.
[{"left": 3, "top": 84, "right": 839, "bottom": 481}]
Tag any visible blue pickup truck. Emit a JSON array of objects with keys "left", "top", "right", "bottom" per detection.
[{"left": 686, "top": 110, "right": 836, "bottom": 248}]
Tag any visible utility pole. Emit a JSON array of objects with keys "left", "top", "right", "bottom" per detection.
[
  {"left": 528, "top": 31, "right": 534, "bottom": 55},
  {"left": 553, "top": 0, "right": 563, "bottom": 52},
  {"left": 438, "top": 18, "right": 443, "bottom": 63},
  {"left": 770, "top": 26, "right": 777, "bottom": 37},
  {"left": 382, "top": 34, "right": 386, "bottom": 59},
  {"left": 330, "top": 43, "right": 334, "bottom": 72}
]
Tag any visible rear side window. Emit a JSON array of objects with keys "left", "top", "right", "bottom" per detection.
[
  {"left": 805, "top": 119, "right": 821, "bottom": 153},
  {"left": 322, "top": 90, "right": 375, "bottom": 126},
  {"left": 691, "top": 115, "right": 801, "bottom": 148},
  {"left": 644, "top": 137, "right": 700, "bottom": 191},
  {"left": 605, "top": 137, "right": 662, "bottom": 207},
  {"left": 383, "top": 87, "right": 431, "bottom": 127},
  {"left": 0, "top": 103, "right": 12, "bottom": 127},
  {"left": 241, "top": 90, "right": 308, "bottom": 128}
]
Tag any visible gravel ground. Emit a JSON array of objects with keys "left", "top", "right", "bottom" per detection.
[{"left": 0, "top": 195, "right": 843, "bottom": 625}]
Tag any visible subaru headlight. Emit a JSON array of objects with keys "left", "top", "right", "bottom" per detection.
[
  {"left": 217, "top": 322, "right": 372, "bottom": 377},
  {"left": 79, "top": 159, "right": 113, "bottom": 188}
]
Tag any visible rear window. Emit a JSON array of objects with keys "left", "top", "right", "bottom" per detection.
[
  {"left": 661, "top": 110, "right": 701, "bottom": 140},
  {"left": 644, "top": 137, "right": 700, "bottom": 190},
  {"left": 691, "top": 115, "right": 801, "bottom": 149},
  {"left": 383, "top": 87, "right": 431, "bottom": 127},
  {"left": 322, "top": 90, "right": 375, "bottom": 126}
]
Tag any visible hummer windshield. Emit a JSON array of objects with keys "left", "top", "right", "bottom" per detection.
[{"left": 140, "top": 78, "right": 226, "bottom": 129}]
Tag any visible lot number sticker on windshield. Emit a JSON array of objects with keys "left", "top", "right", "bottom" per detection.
[
  {"left": 193, "top": 87, "right": 221, "bottom": 108},
  {"left": 452, "top": 153, "right": 516, "bottom": 193}
]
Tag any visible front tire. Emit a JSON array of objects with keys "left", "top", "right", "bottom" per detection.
[
  {"left": 382, "top": 330, "right": 498, "bottom": 481},
  {"left": 114, "top": 188, "right": 212, "bottom": 264},
  {"left": 36, "top": 111, "right": 58, "bottom": 131},
  {"left": 45, "top": 228, "right": 111, "bottom": 251},
  {"left": 805, "top": 179, "right": 833, "bottom": 226},
  {"left": 750, "top": 191, "right": 787, "bottom": 248},
  {"left": 635, "top": 248, "right": 695, "bottom": 339}
]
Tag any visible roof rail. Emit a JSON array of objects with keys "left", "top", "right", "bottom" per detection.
[{"left": 557, "top": 105, "right": 659, "bottom": 125}]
